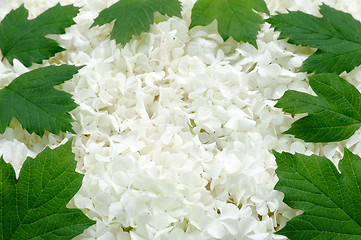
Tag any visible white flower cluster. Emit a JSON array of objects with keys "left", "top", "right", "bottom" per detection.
[{"left": 0, "top": 0, "right": 360, "bottom": 239}]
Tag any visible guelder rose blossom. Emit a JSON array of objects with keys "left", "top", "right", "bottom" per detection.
[{"left": 0, "top": 0, "right": 360, "bottom": 239}]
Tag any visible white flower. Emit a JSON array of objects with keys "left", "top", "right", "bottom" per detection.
[
  {"left": 0, "top": 139, "right": 32, "bottom": 177},
  {"left": 2, "top": 0, "right": 360, "bottom": 239}
]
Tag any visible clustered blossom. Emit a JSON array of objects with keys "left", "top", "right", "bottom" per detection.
[{"left": 0, "top": 0, "right": 360, "bottom": 239}]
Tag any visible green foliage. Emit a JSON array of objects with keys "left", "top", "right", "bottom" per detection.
[
  {"left": 0, "top": 3, "right": 79, "bottom": 67},
  {"left": 267, "top": 4, "right": 361, "bottom": 74},
  {"left": 189, "top": 0, "right": 269, "bottom": 47},
  {"left": 0, "top": 140, "right": 95, "bottom": 240},
  {"left": 91, "top": 0, "right": 182, "bottom": 45},
  {"left": 273, "top": 149, "right": 361, "bottom": 239},
  {"left": 0, "top": 65, "right": 82, "bottom": 136},
  {"left": 276, "top": 73, "right": 361, "bottom": 142}
]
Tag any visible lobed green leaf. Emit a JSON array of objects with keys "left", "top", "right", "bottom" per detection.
[
  {"left": 267, "top": 4, "right": 361, "bottom": 74},
  {"left": 0, "top": 140, "right": 95, "bottom": 239},
  {"left": 91, "top": 0, "right": 182, "bottom": 45},
  {"left": 190, "top": 0, "right": 269, "bottom": 47},
  {"left": 274, "top": 149, "right": 361, "bottom": 239},
  {"left": 0, "top": 3, "right": 79, "bottom": 67},
  {"left": 0, "top": 65, "right": 82, "bottom": 136},
  {"left": 276, "top": 73, "right": 361, "bottom": 142}
]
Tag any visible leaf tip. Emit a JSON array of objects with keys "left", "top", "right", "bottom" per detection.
[
  {"left": 90, "top": 21, "right": 98, "bottom": 29},
  {"left": 76, "top": 64, "right": 86, "bottom": 71},
  {"left": 272, "top": 149, "right": 280, "bottom": 156}
]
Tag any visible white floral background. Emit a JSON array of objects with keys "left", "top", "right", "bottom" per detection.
[{"left": 0, "top": 0, "right": 361, "bottom": 239}]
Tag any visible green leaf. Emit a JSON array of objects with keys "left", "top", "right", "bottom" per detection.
[
  {"left": 0, "top": 140, "right": 95, "bottom": 239},
  {"left": 273, "top": 149, "right": 361, "bottom": 239},
  {"left": 0, "top": 3, "right": 79, "bottom": 67},
  {"left": 189, "top": 0, "right": 269, "bottom": 47},
  {"left": 0, "top": 65, "right": 82, "bottom": 137},
  {"left": 266, "top": 4, "right": 361, "bottom": 74},
  {"left": 276, "top": 73, "right": 361, "bottom": 143},
  {"left": 91, "top": 0, "right": 182, "bottom": 45}
]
